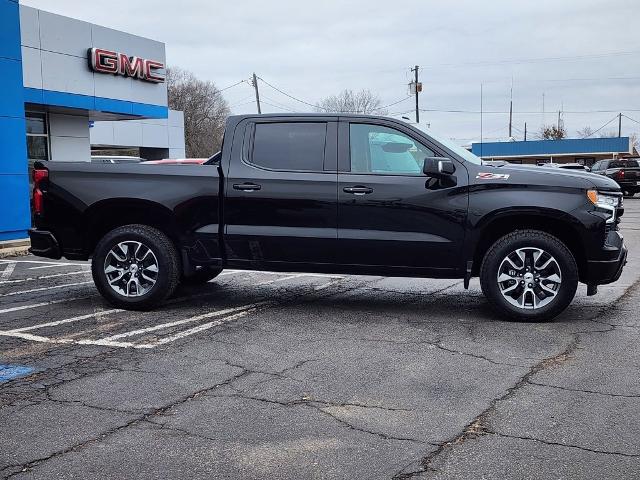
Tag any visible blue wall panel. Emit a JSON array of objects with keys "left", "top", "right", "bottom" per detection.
[
  {"left": 0, "top": 0, "right": 29, "bottom": 242},
  {"left": 24, "top": 88, "right": 169, "bottom": 120},
  {"left": 0, "top": 174, "right": 31, "bottom": 240},
  {"left": 0, "top": 0, "right": 21, "bottom": 61},
  {"left": 0, "top": 116, "right": 28, "bottom": 175},
  {"left": 0, "top": 57, "right": 26, "bottom": 115}
]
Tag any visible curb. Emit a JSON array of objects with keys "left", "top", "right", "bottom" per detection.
[{"left": 0, "top": 239, "right": 30, "bottom": 259}]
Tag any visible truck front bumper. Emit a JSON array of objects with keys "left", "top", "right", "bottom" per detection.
[
  {"left": 584, "top": 239, "right": 627, "bottom": 285},
  {"left": 28, "top": 229, "right": 61, "bottom": 259}
]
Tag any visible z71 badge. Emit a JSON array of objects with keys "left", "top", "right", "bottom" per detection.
[{"left": 476, "top": 172, "right": 510, "bottom": 180}]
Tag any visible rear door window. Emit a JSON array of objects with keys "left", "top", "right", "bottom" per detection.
[{"left": 251, "top": 122, "right": 327, "bottom": 172}]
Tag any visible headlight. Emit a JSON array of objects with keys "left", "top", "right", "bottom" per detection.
[{"left": 587, "top": 190, "right": 620, "bottom": 223}]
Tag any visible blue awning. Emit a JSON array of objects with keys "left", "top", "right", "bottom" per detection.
[{"left": 472, "top": 137, "right": 631, "bottom": 158}]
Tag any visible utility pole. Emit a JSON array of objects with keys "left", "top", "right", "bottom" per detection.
[
  {"left": 480, "top": 83, "right": 483, "bottom": 158},
  {"left": 252, "top": 73, "right": 262, "bottom": 114},
  {"left": 557, "top": 110, "right": 562, "bottom": 133},
  {"left": 618, "top": 113, "right": 622, "bottom": 137},
  {"left": 411, "top": 65, "right": 420, "bottom": 124},
  {"left": 524, "top": 122, "right": 527, "bottom": 141},
  {"left": 508, "top": 78, "right": 513, "bottom": 138}
]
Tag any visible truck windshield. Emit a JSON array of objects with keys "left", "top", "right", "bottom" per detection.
[{"left": 423, "top": 130, "right": 483, "bottom": 165}]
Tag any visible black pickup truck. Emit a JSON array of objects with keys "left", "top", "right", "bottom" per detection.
[
  {"left": 591, "top": 158, "right": 640, "bottom": 197},
  {"left": 29, "top": 114, "right": 627, "bottom": 321}
]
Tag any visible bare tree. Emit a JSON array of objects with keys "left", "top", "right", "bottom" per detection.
[
  {"left": 576, "top": 126, "right": 595, "bottom": 138},
  {"left": 539, "top": 124, "right": 567, "bottom": 140},
  {"left": 167, "top": 67, "right": 230, "bottom": 158},
  {"left": 316, "top": 89, "right": 386, "bottom": 115}
]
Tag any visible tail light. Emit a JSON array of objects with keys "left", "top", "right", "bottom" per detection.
[
  {"left": 32, "top": 168, "right": 48, "bottom": 215},
  {"left": 616, "top": 169, "right": 625, "bottom": 180}
]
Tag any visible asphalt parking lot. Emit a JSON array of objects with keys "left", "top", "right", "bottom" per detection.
[{"left": 1, "top": 200, "right": 640, "bottom": 479}]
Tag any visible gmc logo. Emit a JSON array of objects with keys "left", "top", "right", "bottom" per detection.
[{"left": 88, "top": 48, "right": 165, "bottom": 83}]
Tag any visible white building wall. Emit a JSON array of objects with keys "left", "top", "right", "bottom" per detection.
[
  {"left": 49, "top": 113, "right": 91, "bottom": 162},
  {"left": 90, "top": 110, "right": 186, "bottom": 159},
  {"left": 19, "top": 5, "right": 168, "bottom": 110}
]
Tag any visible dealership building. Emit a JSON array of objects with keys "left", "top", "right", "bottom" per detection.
[
  {"left": 471, "top": 137, "right": 634, "bottom": 166},
  {"left": 0, "top": 1, "right": 185, "bottom": 243}
]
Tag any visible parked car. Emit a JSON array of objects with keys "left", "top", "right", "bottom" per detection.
[
  {"left": 142, "top": 158, "right": 208, "bottom": 165},
  {"left": 29, "top": 114, "right": 626, "bottom": 321},
  {"left": 91, "top": 156, "right": 143, "bottom": 164},
  {"left": 540, "top": 163, "right": 590, "bottom": 171},
  {"left": 590, "top": 159, "right": 640, "bottom": 196}
]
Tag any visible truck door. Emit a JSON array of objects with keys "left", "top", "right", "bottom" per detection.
[
  {"left": 224, "top": 118, "right": 338, "bottom": 266},
  {"left": 336, "top": 119, "right": 468, "bottom": 275}
]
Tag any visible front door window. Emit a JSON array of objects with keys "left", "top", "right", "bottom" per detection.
[{"left": 349, "top": 123, "right": 436, "bottom": 175}]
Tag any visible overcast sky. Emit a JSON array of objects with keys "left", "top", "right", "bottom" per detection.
[{"left": 22, "top": 0, "right": 640, "bottom": 144}]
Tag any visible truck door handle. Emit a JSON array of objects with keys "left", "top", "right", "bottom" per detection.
[
  {"left": 233, "top": 183, "right": 262, "bottom": 191},
  {"left": 343, "top": 186, "right": 373, "bottom": 195}
]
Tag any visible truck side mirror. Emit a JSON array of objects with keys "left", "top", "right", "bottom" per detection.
[{"left": 423, "top": 157, "right": 455, "bottom": 178}]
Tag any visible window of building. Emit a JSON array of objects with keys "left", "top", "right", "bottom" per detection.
[
  {"left": 26, "top": 112, "right": 49, "bottom": 163},
  {"left": 349, "top": 123, "right": 436, "bottom": 175},
  {"left": 251, "top": 122, "right": 327, "bottom": 172}
]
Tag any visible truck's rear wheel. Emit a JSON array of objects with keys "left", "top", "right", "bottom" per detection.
[
  {"left": 92, "top": 225, "right": 180, "bottom": 310},
  {"left": 480, "top": 230, "right": 578, "bottom": 322}
]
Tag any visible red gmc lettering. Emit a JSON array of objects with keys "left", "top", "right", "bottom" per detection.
[
  {"left": 119, "top": 55, "right": 145, "bottom": 79},
  {"left": 89, "top": 48, "right": 165, "bottom": 83},
  {"left": 144, "top": 60, "right": 165, "bottom": 83},
  {"left": 91, "top": 48, "right": 119, "bottom": 74}
]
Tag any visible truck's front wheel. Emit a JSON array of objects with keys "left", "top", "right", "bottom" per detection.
[
  {"left": 480, "top": 230, "right": 578, "bottom": 322},
  {"left": 91, "top": 225, "right": 180, "bottom": 310}
]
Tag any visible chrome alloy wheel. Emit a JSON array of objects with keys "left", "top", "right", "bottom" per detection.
[
  {"left": 497, "top": 247, "right": 562, "bottom": 310},
  {"left": 104, "top": 241, "right": 159, "bottom": 297}
]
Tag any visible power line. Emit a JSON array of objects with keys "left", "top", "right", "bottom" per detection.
[
  {"left": 377, "top": 96, "right": 413, "bottom": 111},
  {"left": 218, "top": 80, "right": 248, "bottom": 92},
  {"left": 582, "top": 115, "right": 620, "bottom": 138},
  {"left": 260, "top": 100, "right": 297, "bottom": 113},
  {"left": 622, "top": 114, "right": 640, "bottom": 126},
  {"left": 230, "top": 99, "right": 257, "bottom": 109},
  {"left": 256, "top": 76, "right": 327, "bottom": 111},
  {"left": 260, "top": 95, "right": 298, "bottom": 112},
  {"left": 229, "top": 94, "right": 255, "bottom": 108}
]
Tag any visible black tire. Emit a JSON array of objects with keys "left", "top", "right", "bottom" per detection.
[
  {"left": 91, "top": 224, "right": 180, "bottom": 310},
  {"left": 480, "top": 230, "right": 578, "bottom": 322},
  {"left": 182, "top": 266, "right": 223, "bottom": 285}
]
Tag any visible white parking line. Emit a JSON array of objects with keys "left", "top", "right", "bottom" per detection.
[
  {"left": 137, "top": 309, "right": 255, "bottom": 348},
  {"left": 0, "top": 263, "right": 16, "bottom": 281},
  {"left": 0, "top": 296, "right": 95, "bottom": 315},
  {"left": 314, "top": 278, "right": 343, "bottom": 291},
  {"left": 5, "top": 309, "right": 122, "bottom": 333},
  {"left": 0, "top": 270, "right": 89, "bottom": 285},
  {"left": 255, "top": 274, "right": 308, "bottom": 286},
  {"left": 0, "top": 281, "right": 93, "bottom": 298},
  {"left": 100, "top": 303, "right": 265, "bottom": 341},
  {"left": 0, "top": 259, "right": 82, "bottom": 267},
  {"left": 28, "top": 264, "right": 86, "bottom": 270},
  {"left": 0, "top": 303, "right": 263, "bottom": 349}
]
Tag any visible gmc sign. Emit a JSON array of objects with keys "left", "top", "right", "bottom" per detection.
[{"left": 89, "top": 48, "right": 165, "bottom": 83}]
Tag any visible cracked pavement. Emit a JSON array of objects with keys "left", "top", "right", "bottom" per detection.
[{"left": 1, "top": 199, "right": 639, "bottom": 479}]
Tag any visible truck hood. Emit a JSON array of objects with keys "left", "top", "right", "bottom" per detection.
[{"left": 486, "top": 164, "right": 621, "bottom": 191}]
